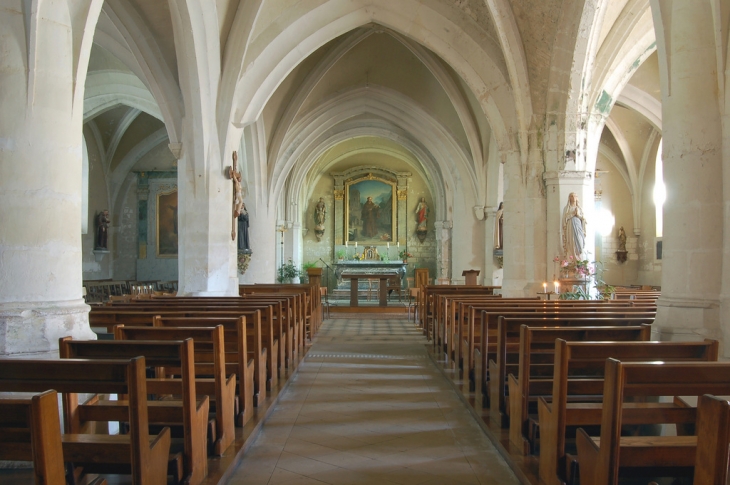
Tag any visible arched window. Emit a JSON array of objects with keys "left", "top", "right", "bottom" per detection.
[{"left": 653, "top": 139, "right": 666, "bottom": 238}]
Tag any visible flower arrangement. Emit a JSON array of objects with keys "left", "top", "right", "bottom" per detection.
[
  {"left": 398, "top": 249, "right": 413, "bottom": 262},
  {"left": 353, "top": 252, "right": 365, "bottom": 261},
  {"left": 553, "top": 255, "right": 594, "bottom": 279}
]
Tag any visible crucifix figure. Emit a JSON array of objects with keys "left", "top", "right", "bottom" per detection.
[{"left": 226, "top": 151, "right": 244, "bottom": 241}]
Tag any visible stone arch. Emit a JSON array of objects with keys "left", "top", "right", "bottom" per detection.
[
  {"left": 226, "top": 0, "right": 521, "bottom": 155},
  {"left": 101, "top": 0, "right": 184, "bottom": 145},
  {"left": 270, "top": 86, "right": 475, "bottom": 221},
  {"left": 84, "top": 71, "right": 163, "bottom": 122}
]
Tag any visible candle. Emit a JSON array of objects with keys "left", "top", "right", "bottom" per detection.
[
  {"left": 397, "top": 242, "right": 400, "bottom": 248},
  {"left": 554, "top": 281, "right": 560, "bottom": 294},
  {"left": 543, "top": 282, "right": 547, "bottom": 292},
  {"left": 387, "top": 242, "right": 390, "bottom": 248},
  {"left": 355, "top": 242, "right": 357, "bottom": 248},
  {"left": 345, "top": 241, "right": 348, "bottom": 247}
]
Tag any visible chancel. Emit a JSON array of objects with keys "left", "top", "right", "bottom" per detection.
[{"left": 2, "top": 2, "right": 730, "bottom": 485}]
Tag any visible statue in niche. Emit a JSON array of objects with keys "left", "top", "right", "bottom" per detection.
[
  {"left": 314, "top": 197, "right": 326, "bottom": 241},
  {"left": 415, "top": 197, "right": 429, "bottom": 242},
  {"left": 494, "top": 202, "right": 503, "bottom": 249},
  {"left": 95, "top": 210, "right": 110, "bottom": 250},
  {"left": 237, "top": 203, "right": 251, "bottom": 254},
  {"left": 562, "top": 192, "right": 587, "bottom": 259}
]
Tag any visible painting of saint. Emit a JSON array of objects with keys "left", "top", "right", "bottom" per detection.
[
  {"left": 157, "top": 189, "right": 178, "bottom": 257},
  {"left": 346, "top": 178, "right": 395, "bottom": 243}
]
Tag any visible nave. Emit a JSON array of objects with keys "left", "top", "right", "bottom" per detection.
[{"left": 225, "top": 317, "right": 519, "bottom": 485}]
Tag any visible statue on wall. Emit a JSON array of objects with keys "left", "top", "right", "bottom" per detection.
[
  {"left": 237, "top": 203, "right": 251, "bottom": 254},
  {"left": 314, "top": 197, "right": 326, "bottom": 241},
  {"left": 494, "top": 202, "right": 503, "bottom": 250},
  {"left": 562, "top": 192, "right": 587, "bottom": 259},
  {"left": 618, "top": 226, "right": 627, "bottom": 252},
  {"left": 95, "top": 210, "right": 110, "bottom": 250},
  {"left": 415, "top": 197, "right": 429, "bottom": 242}
]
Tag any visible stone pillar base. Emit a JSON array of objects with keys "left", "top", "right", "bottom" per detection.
[
  {"left": 653, "top": 297, "right": 722, "bottom": 351},
  {"left": 0, "top": 300, "right": 96, "bottom": 358}
]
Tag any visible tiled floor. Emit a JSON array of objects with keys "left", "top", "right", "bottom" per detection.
[{"left": 225, "top": 317, "right": 520, "bottom": 485}]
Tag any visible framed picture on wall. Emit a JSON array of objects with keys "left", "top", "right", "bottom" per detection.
[
  {"left": 344, "top": 175, "right": 396, "bottom": 243},
  {"left": 156, "top": 189, "right": 178, "bottom": 257}
]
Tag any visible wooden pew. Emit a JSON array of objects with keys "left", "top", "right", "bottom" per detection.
[
  {"left": 457, "top": 300, "right": 655, "bottom": 374},
  {"left": 0, "top": 358, "right": 172, "bottom": 485},
  {"left": 575, "top": 360, "right": 730, "bottom": 485},
  {"left": 240, "top": 284, "right": 320, "bottom": 340},
  {"left": 150, "top": 315, "right": 261, "bottom": 420},
  {"left": 418, "top": 285, "right": 500, "bottom": 338},
  {"left": 59, "top": 338, "right": 209, "bottom": 485},
  {"left": 694, "top": 394, "right": 730, "bottom": 485},
  {"left": 101, "top": 299, "right": 290, "bottom": 379},
  {"left": 508, "top": 324, "right": 653, "bottom": 454},
  {"left": 89, "top": 307, "right": 278, "bottom": 398},
  {"left": 471, "top": 309, "right": 656, "bottom": 409},
  {"left": 0, "top": 390, "right": 83, "bottom": 485},
  {"left": 114, "top": 325, "right": 238, "bottom": 449},
  {"left": 488, "top": 316, "right": 656, "bottom": 424},
  {"left": 538, "top": 339, "right": 719, "bottom": 485}
]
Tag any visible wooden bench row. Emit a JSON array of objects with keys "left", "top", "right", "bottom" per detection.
[{"left": 1, "top": 286, "right": 320, "bottom": 485}]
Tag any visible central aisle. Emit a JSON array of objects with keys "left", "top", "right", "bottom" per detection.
[{"left": 226, "top": 317, "right": 520, "bottom": 485}]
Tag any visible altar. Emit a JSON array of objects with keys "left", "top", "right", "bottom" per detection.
[
  {"left": 334, "top": 261, "right": 407, "bottom": 283},
  {"left": 333, "top": 261, "right": 407, "bottom": 307}
]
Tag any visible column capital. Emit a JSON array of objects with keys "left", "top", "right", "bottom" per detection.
[{"left": 543, "top": 170, "right": 593, "bottom": 185}]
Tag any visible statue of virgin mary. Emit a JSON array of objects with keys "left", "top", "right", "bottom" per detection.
[{"left": 562, "top": 192, "right": 586, "bottom": 259}]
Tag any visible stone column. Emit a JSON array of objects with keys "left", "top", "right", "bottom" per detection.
[
  {"left": 0, "top": 2, "right": 99, "bottom": 356},
  {"left": 652, "top": 1, "right": 723, "bottom": 348},
  {"left": 333, "top": 183, "right": 345, "bottom": 245}
]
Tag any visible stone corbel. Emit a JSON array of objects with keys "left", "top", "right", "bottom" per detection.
[
  {"left": 168, "top": 143, "right": 183, "bottom": 160},
  {"left": 473, "top": 206, "right": 487, "bottom": 221}
]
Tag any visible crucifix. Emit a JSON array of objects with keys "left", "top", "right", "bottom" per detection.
[{"left": 226, "top": 151, "right": 244, "bottom": 241}]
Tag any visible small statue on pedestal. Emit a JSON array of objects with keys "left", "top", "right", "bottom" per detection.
[
  {"left": 95, "top": 210, "right": 110, "bottom": 250},
  {"left": 314, "top": 197, "right": 326, "bottom": 241}
]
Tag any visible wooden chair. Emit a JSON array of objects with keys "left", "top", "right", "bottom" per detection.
[{"left": 387, "top": 275, "right": 403, "bottom": 301}]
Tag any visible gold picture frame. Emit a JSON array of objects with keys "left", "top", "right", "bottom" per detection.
[
  {"left": 344, "top": 174, "right": 396, "bottom": 243},
  {"left": 156, "top": 189, "right": 178, "bottom": 257}
]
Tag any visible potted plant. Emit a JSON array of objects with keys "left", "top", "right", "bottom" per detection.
[
  {"left": 336, "top": 249, "right": 345, "bottom": 260},
  {"left": 277, "top": 259, "right": 300, "bottom": 283},
  {"left": 398, "top": 249, "right": 413, "bottom": 263},
  {"left": 302, "top": 261, "right": 322, "bottom": 285}
]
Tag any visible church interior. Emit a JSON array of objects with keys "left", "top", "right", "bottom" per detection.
[{"left": 2, "top": 1, "right": 730, "bottom": 484}]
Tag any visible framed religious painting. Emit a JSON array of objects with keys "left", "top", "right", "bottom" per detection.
[
  {"left": 156, "top": 188, "right": 178, "bottom": 257},
  {"left": 344, "top": 175, "right": 396, "bottom": 244}
]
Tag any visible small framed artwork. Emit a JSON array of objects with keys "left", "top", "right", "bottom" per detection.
[{"left": 156, "top": 189, "right": 178, "bottom": 257}]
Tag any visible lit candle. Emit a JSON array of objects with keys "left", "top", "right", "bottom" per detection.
[
  {"left": 554, "top": 281, "right": 560, "bottom": 294},
  {"left": 543, "top": 282, "right": 547, "bottom": 292}
]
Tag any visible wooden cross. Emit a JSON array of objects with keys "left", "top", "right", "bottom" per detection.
[{"left": 226, "top": 151, "right": 243, "bottom": 241}]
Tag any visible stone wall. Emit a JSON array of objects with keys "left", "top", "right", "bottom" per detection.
[{"left": 135, "top": 172, "right": 178, "bottom": 282}]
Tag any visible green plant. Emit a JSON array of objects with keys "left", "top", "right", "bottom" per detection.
[
  {"left": 336, "top": 249, "right": 345, "bottom": 259},
  {"left": 302, "top": 261, "right": 317, "bottom": 271},
  {"left": 277, "top": 259, "right": 300, "bottom": 282}
]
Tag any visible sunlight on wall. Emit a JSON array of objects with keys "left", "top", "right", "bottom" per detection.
[
  {"left": 653, "top": 140, "right": 665, "bottom": 238},
  {"left": 596, "top": 208, "right": 616, "bottom": 236}
]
